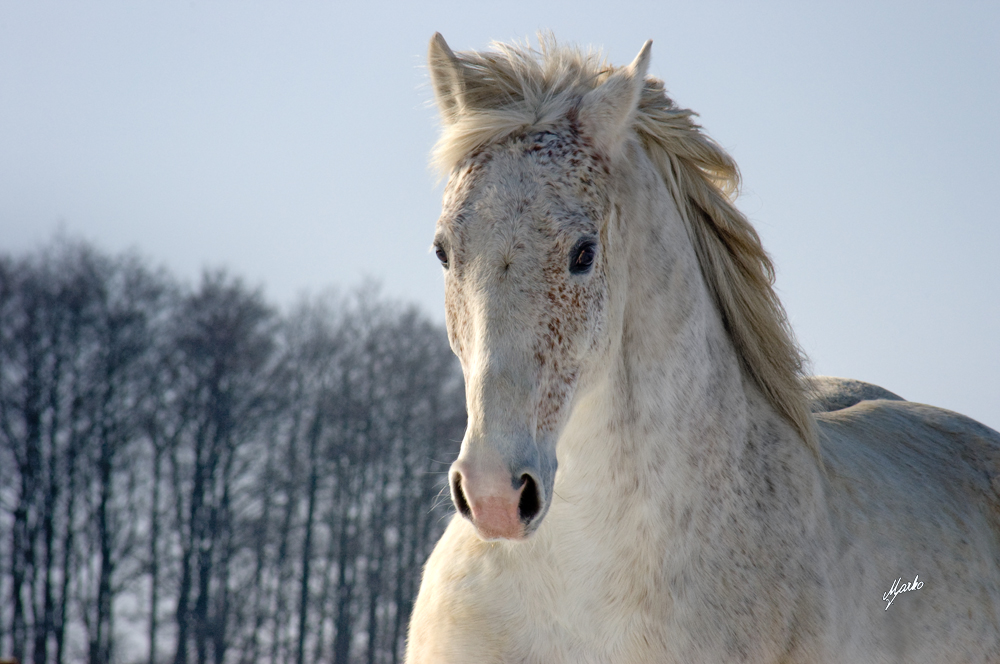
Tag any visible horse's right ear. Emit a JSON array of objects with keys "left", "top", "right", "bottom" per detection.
[{"left": 428, "top": 33, "right": 466, "bottom": 125}]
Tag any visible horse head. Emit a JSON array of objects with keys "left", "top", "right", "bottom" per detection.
[{"left": 428, "top": 34, "right": 651, "bottom": 540}]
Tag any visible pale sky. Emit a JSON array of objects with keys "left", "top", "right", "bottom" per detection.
[{"left": 1, "top": 1, "right": 997, "bottom": 431}]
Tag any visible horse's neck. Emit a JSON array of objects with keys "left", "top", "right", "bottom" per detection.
[
  {"left": 555, "top": 159, "right": 765, "bottom": 539},
  {"left": 531, "top": 166, "right": 780, "bottom": 643}
]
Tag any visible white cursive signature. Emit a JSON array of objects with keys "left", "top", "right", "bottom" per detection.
[{"left": 883, "top": 575, "right": 923, "bottom": 610}]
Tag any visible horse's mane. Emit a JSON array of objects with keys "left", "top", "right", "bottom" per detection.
[{"left": 431, "top": 37, "right": 818, "bottom": 454}]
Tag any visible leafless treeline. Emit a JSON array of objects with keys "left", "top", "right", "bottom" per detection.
[{"left": 0, "top": 241, "right": 465, "bottom": 664}]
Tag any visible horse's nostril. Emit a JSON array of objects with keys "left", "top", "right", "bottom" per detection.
[
  {"left": 517, "top": 474, "right": 541, "bottom": 523},
  {"left": 451, "top": 472, "right": 471, "bottom": 518}
]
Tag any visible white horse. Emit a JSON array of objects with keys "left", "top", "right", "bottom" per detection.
[{"left": 406, "top": 34, "right": 1000, "bottom": 664}]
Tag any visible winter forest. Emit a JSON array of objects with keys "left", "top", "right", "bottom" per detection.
[{"left": 0, "top": 240, "right": 466, "bottom": 664}]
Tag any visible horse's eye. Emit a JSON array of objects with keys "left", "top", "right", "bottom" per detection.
[
  {"left": 569, "top": 240, "right": 596, "bottom": 274},
  {"left": 435, "top": 244, "right": 449, "bottom": 268}
]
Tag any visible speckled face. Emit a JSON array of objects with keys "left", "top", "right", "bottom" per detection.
[{"left": 435, "top": 119, "right": 613, "bottom": 537}]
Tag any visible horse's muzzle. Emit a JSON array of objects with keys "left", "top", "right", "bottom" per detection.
[{"left": 449, "top": 460, "right": 545, "bottom": 540}]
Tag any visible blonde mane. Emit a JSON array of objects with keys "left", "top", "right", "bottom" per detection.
[{"left": 431, "top": 37, "right": 817, "bottom": 453}]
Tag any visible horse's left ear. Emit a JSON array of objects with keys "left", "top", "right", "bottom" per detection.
[{"left": 579, "top": 40, "right": 651, "bottom": 156}]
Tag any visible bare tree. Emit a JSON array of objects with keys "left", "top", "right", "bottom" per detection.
[
  {"left": 1, "top": 242, "right": 464, "bottom": 664},
  {"left": 167, "top": 272, "right": 276, "bottom": 664}
]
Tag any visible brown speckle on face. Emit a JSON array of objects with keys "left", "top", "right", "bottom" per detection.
[{"left": 436, "top": 120, "right": 611, "bottom": 439}]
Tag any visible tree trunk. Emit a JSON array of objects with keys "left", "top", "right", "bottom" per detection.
[
  {"left": 332, "top": 513, "right": 355, "bottom": 664},
  {"left": 211, "top": 448, "right": 236, "bottom": 664},
  {"left": 36, "top": 341, "right": 65, "bottom": 664},
  {"left": 296, "top": 410, "right": 322, "bottom": 664},
  {"left": 173, "top": 431, "right": 202, "bottom": 664},
  {"left": 11, "top": 325, "right": 43, "bottom": 664},
  {"left": 149, "top": 440, "right": 163, "bottom": 664},
  {"left": 55, "top": 420, "right": 81, "bottom": 664},
  {"left": 90, "top": 429, "right": 115, "bottom": 664}
]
